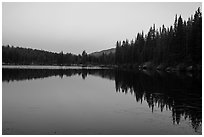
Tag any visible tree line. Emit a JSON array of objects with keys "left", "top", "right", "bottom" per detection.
[
  {"left": 115, "top": 8, "right": 202, "bottom": 70},
  {"left": 2, "top": 46, "right": 77, "bottom": 65},
  {"left": 2, "top": 45, "right": 115, "bottom": 66},
  {"left": 2, "top": 8, "right": 201, "bottom": 69}
]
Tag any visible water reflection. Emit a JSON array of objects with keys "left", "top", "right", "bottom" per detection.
[
  {"left": 2, "top": 68, "right": 115, "bottom": 82},
  {"left": 114, "top": 69, "right": 201, "bottom": 133},
  {"left": 2, "top": 68, "right": 202, "bottom": 134}
]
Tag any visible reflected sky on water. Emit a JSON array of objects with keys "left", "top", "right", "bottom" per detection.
[{"left": 2, "top": 68, "right": 202, "bottom": 135}]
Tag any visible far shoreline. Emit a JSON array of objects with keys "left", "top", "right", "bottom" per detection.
[
  {"left": 2, "top": 63, "right": 201, "bottom": 73},
  {"left": 2, "top": 64, "right": 115, "bottom": 70}
]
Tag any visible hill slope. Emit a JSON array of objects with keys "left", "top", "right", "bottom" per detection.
[{"left": 89, "top": 48, "right": 115, "bottom": 57}]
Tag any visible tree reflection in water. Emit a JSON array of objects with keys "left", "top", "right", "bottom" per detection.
[
  {"left": 114, "top": 69, "right": 201, "bottom": 133},
  {"left": 2, "top": 68, "right": 202, "bottom": 133}
]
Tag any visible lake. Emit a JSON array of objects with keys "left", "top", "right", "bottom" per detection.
[{"left": 2, "top": 66, "right": 202, "bottom": 135}]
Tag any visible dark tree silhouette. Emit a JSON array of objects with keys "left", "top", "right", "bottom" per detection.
[{"left": 114, "top": 8, "right": 202, "bottom": 71}]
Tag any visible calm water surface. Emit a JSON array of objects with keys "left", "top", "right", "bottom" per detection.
[{"left": 2, "top": 66, "right": 202, "bottom": 135}]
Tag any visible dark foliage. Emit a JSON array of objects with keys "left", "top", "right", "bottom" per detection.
[
  {"left": 115, "top": 8, "right": 202, "bottom": 69},
  {"left": 2, "top": 46, "right": 115, "bottom": 66},
  {"left": 2, "top": 46, "right": 80, "bottom": 65}
]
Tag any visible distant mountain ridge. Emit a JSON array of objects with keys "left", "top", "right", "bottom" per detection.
[{"left": 89, "top": 48, "right": 115, "bottom": 57}]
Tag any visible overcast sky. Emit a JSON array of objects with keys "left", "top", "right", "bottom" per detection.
[{"left": 2, "top": 2, "right": 201, "bottom": 54}]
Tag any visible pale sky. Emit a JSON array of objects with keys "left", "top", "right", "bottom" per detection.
[{"left": 2, "top": 2, "right": 201, "bottom": 54}]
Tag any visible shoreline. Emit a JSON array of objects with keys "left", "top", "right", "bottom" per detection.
[{"left": 2, "top": 63, "right": 201, "bottom": 73}]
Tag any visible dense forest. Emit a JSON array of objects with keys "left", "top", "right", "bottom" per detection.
[
  {"left": 115, "top": 8, "right": 202, "bottom": 71},
  {"left": 2, "top": 46, "right": 114, "bottom": 66},
  {"left": 3, "top": 46, "right": 78, "bottom": 65},
  {"left": 2, "top": 8, "right": 202, "bottom": 71}
]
